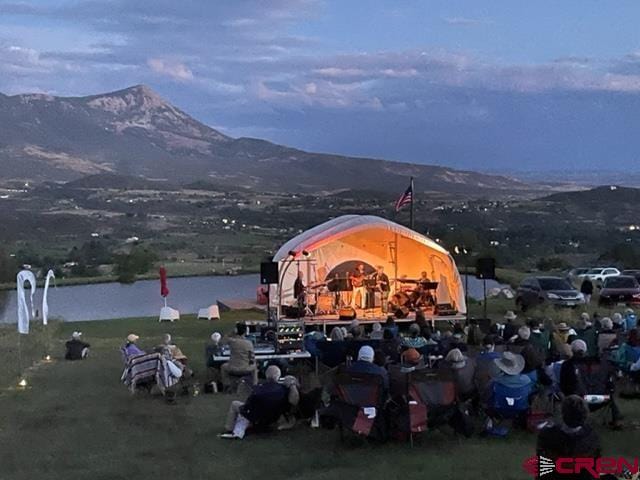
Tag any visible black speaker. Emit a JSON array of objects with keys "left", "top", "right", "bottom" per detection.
[
  {"left": 260, "top": 262, "right": 279, "bottom": 284},
  {"left": 394, "top": 307, "right": 410, "bottom": 319},
  {"left": 476, "top": 257, "right": 496, "bottom": 279}
]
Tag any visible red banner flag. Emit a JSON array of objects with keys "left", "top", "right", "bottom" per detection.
[{"left": 159, "top": 266, "right": 169, "bottom": 298}]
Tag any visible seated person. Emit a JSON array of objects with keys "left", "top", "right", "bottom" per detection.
[
  {"left": 369, "top": 322, "right": 384, "bottom": 340},
  {"left": 65, "top": 331, "right": 90, "bottom": 360},
  {"left": 123, "top": 333, "right": 145, "bottom": 359},
  {"left": 537, "top": 395, "right": 603, "bottom": 480},
  {"left": 400, "top": 347, "right": 424, "bottom": 369},
  {"left": 596, "top": 317, "right": 617, "bottom": 356},
  {"left": 206, "top": 332, "right": 222, "bottom": 363},
  {"left": 384, "top": 316, "right": 399, "bottom": 338},
  {"left": 508, "top": 326, "right": 544, "bottom": 377},
  {"left": 490, "top": 351, "right": 533, "bottom": 401},
  {"left": 475, "top": 335, "right": 501, "bottom": 404},
  {"left": 560, "top": 339, "right": 622, "bottom": 428},
  {"left": 402, "top": 323, "right": 428, "bottom": 349},
  {"left": 220, "top": 365, "right": 299, "bottom": 439},
  {"left": 347, "top": 345, "right": 389, "bottom": 393},
  {"left": 159, "top": 333, "right": 192, "bottom": 378},
  {"left": 329, "top": 326, "right": 345, "bottom": 341},
  {"left": 377, "top": 328, "right": 401, "bottom": 364},
  {"left": 440, "top": 348, "right": 476, "bottom": 402},
  {"left": 221, "top": 322, "right": 258, "bottom": 389}
]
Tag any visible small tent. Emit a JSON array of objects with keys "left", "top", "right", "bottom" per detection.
[{"left": 271, "top": 215, "right": 466, "bottom": 315}]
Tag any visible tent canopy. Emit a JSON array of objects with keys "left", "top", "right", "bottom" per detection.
[{"left": 272, "top": 215, "right": 466, "bottom": 314}]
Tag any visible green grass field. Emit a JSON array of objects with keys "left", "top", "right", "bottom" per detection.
[{"left": 1, "top": 311, "right": 638, "bottom": 480}]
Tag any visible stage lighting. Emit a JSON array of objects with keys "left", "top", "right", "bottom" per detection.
[
  {"left": 288, "top": 250, "right": 297, "bottom": 257},
  {"left": 454, "top": 246, "right": 460, "bottom": 255},
  {"left": 302, "top": 250, "right": 310, "bottom": 257}
]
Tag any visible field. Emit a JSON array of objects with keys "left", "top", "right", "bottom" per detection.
[{"left": 2, "top": 310, "right": 639, "bottom": 480}]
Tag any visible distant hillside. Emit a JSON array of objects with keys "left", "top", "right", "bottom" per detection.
[
  {"left": 541, "top": 185, "right": 640, "bottom": 205},
  {"left": 0, "top": 84, "right": 532, "bottom": 194}
]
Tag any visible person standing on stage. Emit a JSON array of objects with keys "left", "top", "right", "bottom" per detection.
[
  {"left": 373, "top": 265, "right": 390, "bottom": 313},
  {"left": 350, "top": 264, "right": 367, "bottom": 309},
  {"left": 293, "top": 271, "right": 306, "bottom": 308}
]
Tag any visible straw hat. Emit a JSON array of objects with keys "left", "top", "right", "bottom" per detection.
[
  {"left": 557, "top": 322, "right": 570, "bottom": 332},
  {"left": 494, "top": 351, "right": 525, "bottom": 375},
  {"left": 127, "top": 333, "right": 140, "bottom": 343},
  {"left": 504, "top": 311, "right": 517, "bottom": 321},
  {"left": 445, "top": 348, "right": 467, "bottom": 369}
]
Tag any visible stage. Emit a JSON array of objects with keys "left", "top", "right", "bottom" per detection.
[{"left": 298, "top": 310, "right": 466, "bottom": 333}]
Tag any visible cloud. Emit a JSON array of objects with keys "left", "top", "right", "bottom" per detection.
[{"left": 147, "top": 58, "right": 193, "bottom": 81}]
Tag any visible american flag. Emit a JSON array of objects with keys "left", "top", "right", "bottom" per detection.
[{"left": 395, "top": 180, "right": 413, "bottom": 211}]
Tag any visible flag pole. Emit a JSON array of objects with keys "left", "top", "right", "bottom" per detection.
[{"left": 409, "top": 176, "right": 415, "bottom": 230}]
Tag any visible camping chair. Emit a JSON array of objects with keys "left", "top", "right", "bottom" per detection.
[
  {"left": 575, "top": 360, "right": 615, "bottom": 425},
  {"left": 120, "top": 350, "right": 162, "bottom": 394},
  {"left": 405, "top": 369, "right": 457, "bottom": 444},
  {"left": 332, "top": 371, "right": 386, "bottom": 441},
  {"left": 487, "top": 381, "right": 533, "bottom": 435},
  {"left": 316, "top": 340, "right": 349, "bottom": 369}
]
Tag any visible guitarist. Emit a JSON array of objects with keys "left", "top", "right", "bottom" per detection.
[
  {"left": 349, "top": 264, "right": 367, "bottom": 309},
  {"left": 372, "top": 265, "right": 390, "bottom": 314}
]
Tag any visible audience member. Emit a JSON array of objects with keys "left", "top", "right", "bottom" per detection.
[
  {"left": 571, "top": 314, "right": 598, "bottom": 358},
  {"left": 508, "top": 326, "right": 544, "bottom": 376},
  {"left": 378, "top": 328, "right": 401, "bottom": 364},
  {"left": 347, "top": 345, "right": 389, "bottom": 392},
  {"left": 220, "top": 365, "right": 298, "bottom": 439},
  {"left": 384, "top": 316, "right": 399, "bottom": 337},
  {"left": 441, "top": 348, "right": 476, "bottom": 401},
  {"left": 502, "top": 311, "right": 518, "bottom": 341},
  {"left": 65, "top": 331, "right": 90, "bottom": 360},
  {"left": 329, "top": 326, "right": 345, "bottom": 341},
  {"left": 123, "top": 333, "right": 145, "bottom": 358},
  {"left": 475, "top": 336, "right": 501, "bottom": 404},
  {"left": 220, "top": 323, "right": 258, "bottom": 389},
  {"left": 624, "top": 308, "right": 638, "bottom": 331},
  {"left": 402, "top": 323, "right": 428, "bottom": 349},
  {"left": 560, "top": 340, "right": 622, "bottom": 428},
  {"left": 537, "top": 395, "right": 603, "bottom": 480},
  {"left": 612, "top": 313, "right": 625, "bottom": 332},
  {"left": 369, "top": 322, "right": 383, "bottom": 340},
  {"left": 596, "top": 317, "right": 617, "bottom": 356}
]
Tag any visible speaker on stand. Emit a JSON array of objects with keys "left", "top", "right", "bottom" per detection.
[{"left": 475, "top": 257, "right": 496, "bottom": 320}]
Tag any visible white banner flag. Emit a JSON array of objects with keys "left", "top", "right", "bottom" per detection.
[
  {"left": 17, "top": 269, "right": 37, "bottom": 335},
  {"left": 42, "top": 269, "right": 55, "bottom": 326}
]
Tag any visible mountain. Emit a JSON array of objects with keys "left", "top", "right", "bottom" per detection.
[{"left": 0, "top": 85, "right": 531, "bottom": 194}]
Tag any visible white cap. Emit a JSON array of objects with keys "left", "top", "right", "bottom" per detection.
[
  {"left": 358, "top": 345, "right": 375, "bottom": 363},
  {"left": 571, "top": 339, "right": 587, "bottom": 354},
  {"left": 72, "top": 331, "right": 82, "bottom": 340},
  {"left": 211, "top": 332, "right": 222, "bottom": 343}
]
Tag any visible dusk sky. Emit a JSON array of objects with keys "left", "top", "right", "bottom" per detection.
[{"left": 2, "top": 0, "right": 640, "bottom": 172}]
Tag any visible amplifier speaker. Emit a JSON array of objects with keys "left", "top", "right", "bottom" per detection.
[
  {"left": 394, "top": 307, "right": 410, "bottom": 319},
  {"left": 338, "top": 306, "right": 357, "bottom": 320},
  {"left": 475, "top": 257, "right": 496, "bottom": 280},
  {"left": 260, "top": 262, "right": 279, "bottom": 285}
]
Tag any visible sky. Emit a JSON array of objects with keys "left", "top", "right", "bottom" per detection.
[{"left": 2, "top": 0, "right": 640, "bottom": 172}]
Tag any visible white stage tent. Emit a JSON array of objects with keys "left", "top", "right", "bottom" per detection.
[{"left": 270, "top": 215, "right": 466, "bottom": 315}]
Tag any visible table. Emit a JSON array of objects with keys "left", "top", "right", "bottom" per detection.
[{"left": 212, "top": 351, "right": 311, "bottom": 362}]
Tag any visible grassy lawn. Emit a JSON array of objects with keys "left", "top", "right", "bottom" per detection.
[{"left": 1, "top": 311, "right": 638, "bottom": 480}]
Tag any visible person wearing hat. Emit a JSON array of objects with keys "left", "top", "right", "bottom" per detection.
[
  {"left": 502, "top": 311, "right": 518, "bottom": 342},
  {"left": 572, "top": 315, "right": 598, "bottom": 358},
  {"left": 123, "top": 333, "right": 145, "bottom": 358},
  {"left": 596, "top": 318, "right": 617, "bottom": 356},
  {"left": 402, "top": 323, "right": 428, "bottom": 349},
  {"left": 401, "top": 347, "right": 423, "bottom": 368},
  {"left": 347, "top": 345, "right": 389, "bottom": 392},
  {"left": 508, "top": 326, "right": 544, "bottom": 377},
  {"left": 475, "top": 336, "right": 502, "bottom": 406},
  {"left": 527, "top": 319, "right": 551, "bottom": 361},
  {"left": 611, "top": 312, "right": 625, "bottom": 332},
  {"left": 492, "top": 351, "right": 532, "bottom": 390},
  {"left": 560, "top": 339, "right": 622, "bottom": 429},
  {"left": 552, "top": 322, "right": 576, "bottom": 358},
  {"left": 441, "top": 348, "right": 476, "bottom": 401},
  {"left": 65, "top": 331, "right": 90, "bottom": 360}
]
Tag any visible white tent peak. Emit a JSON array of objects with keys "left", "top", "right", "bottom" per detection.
[{"left": 273, "top": 215, "right": 449, "bottom": 261}]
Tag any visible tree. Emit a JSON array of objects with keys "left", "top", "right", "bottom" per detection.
[{"left": 113, "top": 247, "right": 158, "bottom": 283}]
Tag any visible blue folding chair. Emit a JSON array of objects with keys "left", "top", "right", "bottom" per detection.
[{"left": 491, "top": 381, "right": 532, "bottom": 419}]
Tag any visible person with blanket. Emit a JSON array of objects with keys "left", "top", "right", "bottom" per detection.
[
  {"left": 123, "top": 334, "right": 145, "bottom": 358},
  {"left": 220, "top": 365, "right": 299, "bottom": 439}
]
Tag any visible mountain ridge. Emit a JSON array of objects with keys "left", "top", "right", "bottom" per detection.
[{"left": 0, "top": 84, "right": 531, "bottom": 193}]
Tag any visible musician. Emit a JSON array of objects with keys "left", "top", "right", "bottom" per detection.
[
  {"left": 293, "top": 271, "right": 306, "bottom": 308},
  {"left": 417, "top": 271, "right": 435, "bottom": 307},
  {"left": 419, "top": 271, "right": 430, "bottom": 283},
  {"left": 372, "top": 265, "right": 390, "bottom": 313},
  {"left": 349, "top": 264, "right": 367, "bottom": 309}
]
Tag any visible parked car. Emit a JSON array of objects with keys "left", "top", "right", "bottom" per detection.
[
  {"left": 598, "top": 275, "right": 640, "bottom": 307},
  {"left": 622, "top": 269, "right": 640, "bottom": 283},
  {"left": 515, "top": 276, "right": 585, "bottom": 311},
  {"left": 584, "top": 267, "right": 621, "bottom": 285},
  {"left": 567, "top": 267, "right": 590, "bottom": 284}
]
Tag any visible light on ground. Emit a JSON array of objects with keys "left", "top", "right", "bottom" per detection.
[{"left": 18, "top": 379, "right": 27, "bottom": 388}]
